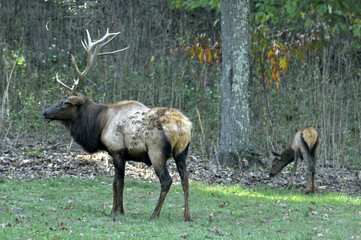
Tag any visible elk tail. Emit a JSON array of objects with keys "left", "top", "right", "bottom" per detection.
[
  {"left": 301, "top": 127, "right": 318, "bottom": 151},
  {"left": 158, "top": 108, "right": 192, "bottom": 158}
]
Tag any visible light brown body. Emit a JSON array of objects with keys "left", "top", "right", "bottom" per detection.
[
  {"left": 270, "top": 127, "right": 320, "bottom": 193},
  {"left": 102, "top": 102, "right": 191, "bottom": 158}
]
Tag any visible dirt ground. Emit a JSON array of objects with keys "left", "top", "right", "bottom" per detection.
[{"left": 1, "top": 135, "right": 360, "bottom": 196}]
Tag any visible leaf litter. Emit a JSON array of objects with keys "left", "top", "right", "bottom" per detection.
[{"left": 0, "top": 136, "right": 360, "bottom": 196}]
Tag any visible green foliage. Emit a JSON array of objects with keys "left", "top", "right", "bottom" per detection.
[
  {"left": 251, "top": 0, "right": 361, "bottom": 43},
  {"left": 170, "top": 0, "right": 220, "bottom": 11},
  {"left": 0, "top": 177, "right": 360, "bottom": 239},
  {"left": 9, "top": 94, "right": 43, "bottom": 133}
]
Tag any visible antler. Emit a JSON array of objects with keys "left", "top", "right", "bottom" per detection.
[{"left": 57, "top": 28, "right": 128, "bottom": 94}]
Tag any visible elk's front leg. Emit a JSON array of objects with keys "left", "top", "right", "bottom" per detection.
[
  {"left": 288, "top": 151, "right": 299, "bottom": 189},
  {"left": 111, "top": 152, "right": 126, "bottom": 215}
]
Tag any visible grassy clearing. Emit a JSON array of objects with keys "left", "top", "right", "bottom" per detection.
[{"left": 0, "top": 176, "right": 360, "bottom": 239}]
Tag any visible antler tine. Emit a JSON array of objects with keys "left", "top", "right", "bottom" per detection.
[
  {"left": 99, "top": 31, "right": 121, "bottom": 48},
  {"left": 65, "top": 28, "right": 127, "bottom": 94},
  {"left": 88, "top": 28, "right": 110, "bottom": 50},
  {"left": 71, "top": 55, "right": 82, "bottom": 79},
  {"left": 81, "top": 39, "right": 88, "bottom": 52},
  {"left": 56, "top": 73, "right": 73, "bottom": 91},
  {"left": 98, "top": 46, "right": 129, "bottom": 56},
  {"left": 85, "top": 29, "right": 93, "bottom": 51}
]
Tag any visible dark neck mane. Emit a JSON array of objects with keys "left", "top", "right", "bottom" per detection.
[
  {"left": 63, "top": 100, "right": 106, "bottom": 153},
  {"left": 281, "top": 147, "right": 296, "bottom": 165}
]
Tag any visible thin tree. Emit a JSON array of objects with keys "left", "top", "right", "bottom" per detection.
[{"left": 218, "top": 0, "right": 251, "bottom": 166}]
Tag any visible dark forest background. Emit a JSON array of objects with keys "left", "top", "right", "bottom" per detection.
[{"left": 1, "top": 0, "right": 360, "bottom": 169}]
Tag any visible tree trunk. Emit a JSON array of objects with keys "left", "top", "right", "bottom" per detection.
[{"left": 219, "top": 0, "right": 251, "bottom": 167}]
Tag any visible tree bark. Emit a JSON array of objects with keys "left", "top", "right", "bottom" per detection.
[{"left": 219, "top": 0, "right": 251, "bottom": 167}]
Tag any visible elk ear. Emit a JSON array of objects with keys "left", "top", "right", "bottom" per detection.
[
  {"left": 67, "top": 95, "right": 85, "bottom": 106},
  {"left": 271, "top": 151, "right": 281, "bottom": 157}
]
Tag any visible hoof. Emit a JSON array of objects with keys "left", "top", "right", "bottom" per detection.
[
  {"left": 150, "top": 214, "right": 159, "bottom": 220},
  {"left": 184, "top": 217, "right": 192, "bottom": 222},
  {"left": 305, "top": 188, "right": 316, "bottom": 194},
  {"left": 111, "top": 209, "right": 124, "bottom": 216}
]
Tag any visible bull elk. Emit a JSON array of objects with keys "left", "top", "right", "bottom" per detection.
[
  {"left": 269, "top": 127, "right": 320, "bottom": 194},
  {"left": 43, "top": 29, "right": 192, "bottom": 221}
]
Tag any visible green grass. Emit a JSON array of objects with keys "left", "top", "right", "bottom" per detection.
[{"left": 0, "top": 176, "right": 360, "bottom": 239}]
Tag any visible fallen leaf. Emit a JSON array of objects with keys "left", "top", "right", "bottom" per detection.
[
  {"left": 179, "top": 232, "right": 189, "bottom": 238},
  {"left": 283, "top": 211, "right": 290, "bottom": 219},
  {"left": 208, "top": 226, "right": 223, "bottom": 236},
  {"left": 276, "top": 230, "right": 286, "bottom": 235},
  {"left": 310, "top": 211, "right": 318, "bottom": 216},
  {"left": 209, "top": 212, "right": 215, "bottom": 222},
  {"left": 219, "top": 201, "right": 230, "bottom": 208}
]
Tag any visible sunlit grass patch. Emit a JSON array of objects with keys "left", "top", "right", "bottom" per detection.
[{"left": 0, "top": 177, "right": 360, "bottom": 239}]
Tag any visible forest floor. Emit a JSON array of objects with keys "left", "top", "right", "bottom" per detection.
[{"left": 1, "top": 135, "right": 360, "bottom": 196}]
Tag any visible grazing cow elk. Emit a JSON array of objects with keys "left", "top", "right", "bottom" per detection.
[
  {"left": 43, "top": 29, "right": 192, "bottom": 221},
  {"left": 269, "top": 127, "right": 320, "bottom": 193}
]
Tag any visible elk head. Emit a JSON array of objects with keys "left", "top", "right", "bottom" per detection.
[
  {"left": 269, "top": 151, "right": 285, "bottom": 177},
  {"left": 43, "top": 94, "right": 86, "bottom": 122},
  {"left": 43, "top": 28, "right": 127, "bottom": 121},
  {"left": 269, "top": 149, "right": 294, "bottom": 177}
]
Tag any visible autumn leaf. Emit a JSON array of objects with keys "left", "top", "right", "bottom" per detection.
[
  {"left": 279, "top": 56, "right": 288, "bottom": 75},
  {"left": 198, "top": 49, "right": 204, "bottom": 62},
  {"left": 206, "top": 47, "right": 212, "bottom": 63},
  {"left": 190, "top": 45, "right": 196, "bottom": 57},
  {"left": 150, "top": 56, "right": 155, "bottom": 63}
]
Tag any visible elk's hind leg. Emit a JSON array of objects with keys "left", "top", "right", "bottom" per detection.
[
  {"left": 148, "top": 139, "right": 172, "bottom": 219},
  {"left": 174, "top": 143, "right": 191, "bottom": 221},
  {"left": 310, "top": 155, "right": 318, "bottom": 193},
  {"left": 303, "top": 152, "right": 316, "bottom": 194},
  {"left": 310, "top": 141, "right": 320, "bottom": 192}
]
